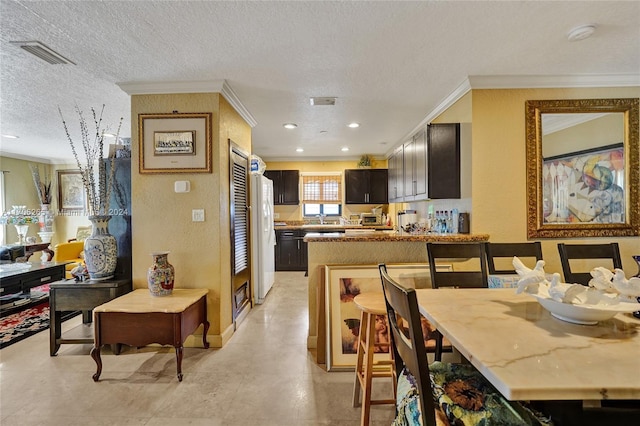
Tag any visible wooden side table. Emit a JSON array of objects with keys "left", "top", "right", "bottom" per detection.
[
  {"left": 49, "top": 278, "right": 132, "bottom": 356},
  {"left": 90, "top": 288, "right": 210, "bottom": 382}
]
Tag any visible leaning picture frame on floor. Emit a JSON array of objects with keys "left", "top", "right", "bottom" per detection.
[
  {"left": 138, "top": 112, "right": 212, "bottom": 174},
  {"left": 324, "top": 263, "right": 451, "bottom": 372}
]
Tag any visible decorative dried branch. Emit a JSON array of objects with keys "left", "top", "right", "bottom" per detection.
[
  {"left": 28, "top": 163, "right": 52, "bottom": 204},
  {"left": 59, "top": 104, "right": 124, "bottom": 216}
]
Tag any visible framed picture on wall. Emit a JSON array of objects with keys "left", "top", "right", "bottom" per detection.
[
  {"left": 57, "top": 170, "right": 85, "bottom": 212},
  {"left": 138, "top": 112, "right": 212, "bottom": 174},
  {"left": 324, "top": 263, "right": 451, "bottom": 371}
]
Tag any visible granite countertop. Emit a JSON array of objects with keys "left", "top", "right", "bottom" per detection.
[
  {"left": 274, "top": 224, "right": 394, "bottom": 231},
  {"left": 304, "top": 232, "right": 489, "bottom": 242}
]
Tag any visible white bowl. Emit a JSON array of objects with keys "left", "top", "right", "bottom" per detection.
[{"left": 530, "top": 294, "right": 640, "bottom": 325}]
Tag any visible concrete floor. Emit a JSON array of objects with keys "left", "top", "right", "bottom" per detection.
[{"left": 0, "top": 272, "right": 396, "bottom": 425}]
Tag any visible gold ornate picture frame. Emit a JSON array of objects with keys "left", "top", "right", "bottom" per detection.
[
  {"left": 138, "top": 112, "right": 212, "bottom": 174},
  {"left": 525, "top": 98, "right": 639, "bottom": 238}
]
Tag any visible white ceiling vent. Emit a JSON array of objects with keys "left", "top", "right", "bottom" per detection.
[
  {"left": 310, "top": 97, "right": 337, "bottom": 106},
  {"left": 10, "top": 41, "right": 75, "bottom": 65}
]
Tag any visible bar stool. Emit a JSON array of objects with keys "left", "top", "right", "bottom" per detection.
[{"left": 352, "top": 292, "right": 396, "bottom": 426}]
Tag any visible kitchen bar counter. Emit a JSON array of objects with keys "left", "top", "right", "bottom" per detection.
[
  {"left": 304, "top": 232, "right": 489, "bottom": 242},
  {"left": 275, "top": 224, "right": 394, "bottom": 231},
  {"left": 305, "top": 232, "right": 490, "bottom": 359}
]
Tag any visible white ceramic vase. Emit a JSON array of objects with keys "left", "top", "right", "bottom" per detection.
[{"left": 84, "top": 215, "right": 118, "bottom": 280}]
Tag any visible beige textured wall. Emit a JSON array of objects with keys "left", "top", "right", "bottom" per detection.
[
  {"left": 0, "top": 157, "right": 42, "bottom": 244},
  {"left": 471, "top": 87, "right": 640, "bottom": 274},
  {"left": 0, "top": 156, "right": 100, "bottom": 250},
  {"left": 130, "top": 93, "right": 251, "bottom": 347}
]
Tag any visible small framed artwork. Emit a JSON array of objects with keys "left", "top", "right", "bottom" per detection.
[
  {"left": 139, "top": 112, "right": 212, "bottom": 174},
  {"left": 324, "top": 263, "right": 451, "bottom": 371},
  {"left": 57, "top": 170, "right": 85, "bottom": 212}
]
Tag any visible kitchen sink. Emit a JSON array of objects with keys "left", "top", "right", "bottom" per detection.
[{"left": 301, "top": 224, "right": 345, "bottom": 228}]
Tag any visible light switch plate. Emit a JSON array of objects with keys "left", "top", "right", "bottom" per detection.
[
  {"left": 175, "top": 180, "right": 190, "bottom": 193},
  {"left": 192, "top": 209, "right": 205, "bottom": 222}
]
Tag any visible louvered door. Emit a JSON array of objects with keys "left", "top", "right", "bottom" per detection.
[{"left": 230, "top": 142, "right": 251, "bottom": 322}]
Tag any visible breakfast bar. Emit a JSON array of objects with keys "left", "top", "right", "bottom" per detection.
[
  {"left": 305, "top": 232, "right": 490, "bottom": 362},
  {"left": 90, "top": 288, "right": 209, "bottom": 382}
]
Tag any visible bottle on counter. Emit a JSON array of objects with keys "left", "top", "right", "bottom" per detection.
[{"left": 452, "top": 208, "right": 459, "bottom": 234}]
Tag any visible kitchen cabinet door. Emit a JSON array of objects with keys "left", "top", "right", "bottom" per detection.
[
  {"left": 264, "top": 170, "right": 300, "bottom": 205},
  {"left": 275, "top": 230, "right": 306, "bottom": 271},
  {"left": 428, "top": 123, "right": 460, "bottom": 199},
  {"left": 368, "top": 169, "right": 389, "bottom": 204},
  {"left": 344, "top": 169, "right": 388, "bottom": 204},
  {"left": 387, "top": 146, "right": 404, "bottom": 202}
]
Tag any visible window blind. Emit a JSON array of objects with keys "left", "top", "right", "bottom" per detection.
[{"left": 302, "top": 174, "right": 342, "bottom": 204}]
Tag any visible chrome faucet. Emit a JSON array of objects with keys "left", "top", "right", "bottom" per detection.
[{"left": 316, "top": 214, "right": 326, "bottom": 224}]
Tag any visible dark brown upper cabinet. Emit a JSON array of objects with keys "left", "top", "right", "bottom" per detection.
[
  {"left": 264, "top": 170, "right": 300, "bottom": 205},
  {"left": 344, "top": 169, "right": 388, "bottom": 204},
  {"left": 428, "top": 123, "right": 460, "bottom": 199}
]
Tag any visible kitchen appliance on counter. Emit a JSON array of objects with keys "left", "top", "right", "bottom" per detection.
[
  {"left": 397, "top": 210, "right": 418, "bottom": 234},
  {"left": 360, "top": 213, "right": 381, "bottom": 226},
  {"left": 250, "top": 174, "right": 276, "bottom": 304}
]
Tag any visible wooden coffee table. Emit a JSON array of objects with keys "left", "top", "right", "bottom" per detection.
[{"left": 90, "top": 288, "right": 209, "bottom": 382}]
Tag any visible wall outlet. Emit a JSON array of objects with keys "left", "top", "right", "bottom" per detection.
[
  {"left": 273, "top": 213, "right": 280, "bottom": 219},
  {"left": 192, "top": 209, "right": 205, "bottom": 222}
]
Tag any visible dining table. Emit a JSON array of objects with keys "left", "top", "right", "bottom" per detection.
[{"left": 414, "top": 288, "right": 640, "bottom": 402}]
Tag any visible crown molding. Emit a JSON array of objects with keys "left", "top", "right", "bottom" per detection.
[
  {"left": 220, "top": 80, "right": 257, "bottom": 127},
  {"left": 468, "top": 74, "right": 640, "bottom": 89},
  {"left": 117, "top": 79, "right": 257, "bottom": 128},
  {"left": 398, "top": 78, "right": 472, "bottom": 145},
  {"left": 391, "top": 73, "right": 640, "bottom": 156}
]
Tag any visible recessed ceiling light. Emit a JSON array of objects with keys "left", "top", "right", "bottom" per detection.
[
  {"left": 1, "top": 134, "right": 19, "bottom": 139},
  {"left": 103, "top": 132, "right": 116, "bottom": 138},
  {"left": 296, "top": 148, "right": 304, "bottom": 152},
  {"left": 347, "top": 122, "right": 360, "bottom": 128},
  {"left": 341, "top": 147, "right": 349, "bottom": 152},
  {"left": 283, "top": 123, "right": 297, "bottom": 129},
  {"left": 567, "top": 24, "right": 596, "bottom": 42}
]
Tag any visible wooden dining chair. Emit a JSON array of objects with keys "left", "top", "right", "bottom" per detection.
[
  {"left": 426, "top": 242, "right": 488, "bottom": 360},
  {"left": 485, "top": 242, "right": 543, "bottom": 274},
  {"left": 426, "top": 242, "right": 489, "bottom": 289},
  {"left": 378, "top": 264, "right": 552, "bottom": 426},
  {"left": 557, "top": 243, "right": 622, "bottom": 286}
]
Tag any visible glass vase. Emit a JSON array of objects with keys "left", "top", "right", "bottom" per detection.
[{"left": 14, "top": 224, "right": 29, "bottom": 245}]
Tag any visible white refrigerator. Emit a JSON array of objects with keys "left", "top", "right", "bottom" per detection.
[{"left": 251, "top": 174, "right": 276, "bottom": 304}]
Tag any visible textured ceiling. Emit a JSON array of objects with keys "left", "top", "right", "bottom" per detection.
[{"left": 1, "top": 0, "right": 639, "bottom": 164}]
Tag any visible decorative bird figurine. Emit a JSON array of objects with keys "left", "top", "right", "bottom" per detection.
[
  {"left": 548, "top": 273, "right": 587, "bottom": 304},
  {"left": 588, "top": 267, "right": 616, "bottom": 293},
  {"left": 513, "top": 257, "right": 548, "bottom": 294},
  {"left": 610, "top": 269, "right": 640, "bottom": 299}
]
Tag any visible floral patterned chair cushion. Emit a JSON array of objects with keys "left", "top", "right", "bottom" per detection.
[{"left": 393, "top": 362, "right": 554, "bottom": 426}]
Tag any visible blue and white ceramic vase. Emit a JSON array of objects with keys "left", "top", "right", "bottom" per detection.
[
  {"left": 147, "top": 251, "right": 174, "bottom": 296},
  {"left": 84, "top": 215, "right": 118, "bottom": 280}
]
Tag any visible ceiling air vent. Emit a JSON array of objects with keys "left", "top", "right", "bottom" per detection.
[
  {"left": 10, "top": 41, "right": 75, "bottom": 65},
  {"left": 310, "top": 97, "right": 336, "bottom": 106}
]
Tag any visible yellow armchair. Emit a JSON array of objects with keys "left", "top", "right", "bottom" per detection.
[{"left": 54, "top": 240, "right": 85, "bottom": 279}]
